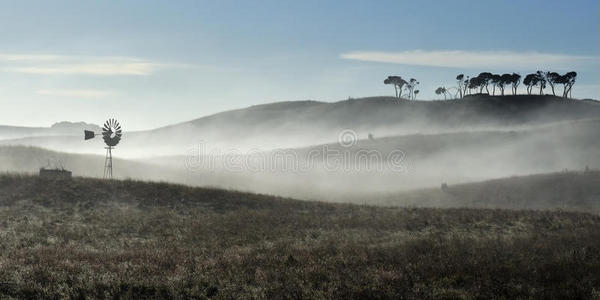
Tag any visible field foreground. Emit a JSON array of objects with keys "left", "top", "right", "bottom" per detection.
[{"left": 1, "top": 175, "right": 600, "bottom": 299}]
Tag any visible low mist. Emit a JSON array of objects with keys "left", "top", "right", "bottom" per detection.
[{"left": 2, "top": 95, "right": 599, "bottom": 203}]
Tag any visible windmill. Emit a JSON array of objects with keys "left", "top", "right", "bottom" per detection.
[{"left": 84, "top": 118, "right": 122, "bottom": 179}]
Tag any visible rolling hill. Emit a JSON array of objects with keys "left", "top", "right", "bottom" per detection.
[
  {"left": 137, "top": 117, "right": 600, "bottom": 200},
  {"left": 0, "top": 174, "right": 599, "bottom": 298},
  {"left": 2, "top": 115, "right": 600, "bottom": 201},
  {"left": 1, "top": 95, "right": 599, "bottom": 202},
  {"left": 1, "top": 95, "right": 599, "bottom": 157},
  {"left": 130, "top": 94, "right": 600, "bottom": 153},
  {"left": 369, "top": 170, "right": 600, "bottom": 211}
]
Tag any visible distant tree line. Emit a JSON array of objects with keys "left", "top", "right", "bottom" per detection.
[
  {"left": 384, "top": 76, "right": 420, "bottom": 100},
  {"left": 457, "top": 72, "right": 522, "bottom": 97},
  {"left": 455, "top": 71, "right": 577, "bottom": 99},
  {"left": 385, "top": 71, "right": 578, "bottom": 100},
  {"left": 521, "top": 71, "right": 577, "bottom": 98}
]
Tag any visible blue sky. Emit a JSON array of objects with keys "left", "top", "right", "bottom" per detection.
[{"left": 0, "top": 0, "right": 598, "bottom": 130}]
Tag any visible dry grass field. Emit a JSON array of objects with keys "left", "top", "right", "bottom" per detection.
[{"left": 1, "top": 174, "right": 600, "bottom": 298}]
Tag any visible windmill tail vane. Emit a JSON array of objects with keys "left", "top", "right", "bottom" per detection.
[{"left": 84, "top": 130, "right": 97, "bottom": 140}]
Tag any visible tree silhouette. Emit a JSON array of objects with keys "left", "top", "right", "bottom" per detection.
[
  {"left": 535, "top": 71, "right": 547, "bottom": 95},
  {"left": 463, "top": 76, "right": 470, "bottom": 96},
  {"left": 523, "top": 73, "right": 536, "bottom": 95},
  {"left": 523, "top": 75, "right": 531, "bottom": 94},
  {"left": 467, "top": 76, "right": 477, "bottom": 93},
  {"left": 510, "top": 73, "right": 521, "bottom": 95},
  {"left": 384, "top": 76, "right": 407, "bottom": 98},
  {"left": 384, "top": 76, "right": 397, "bottom": 98},
  {"left": 414, "top": 90, "right": 420, "bottom": 100},
  {"left": 435, "top": 87, "right": 449, "bottom": 100},
  {"left": 432, "top": 70, "right": 574, "bottom": 98},
  {"left": 490, "top": 74, "right": 502, "bottom": 95},
  {"left": 497, "top": 73, "right": 512, "bottom": 96},
  {"left": 545, "top": 72, "right": 561, "bottom": 96},
  {"left": 478, "top": 72, "right": 493, "bottom": 94},
  {"left": 456, "top": 74, "right": 465, "bottom": 98},
  {"left": 562, "top": 71, "right": 577, "bottom": 98},
  {"left": 406, "top": 78, "right": 419, "bottom": 100},
  {"left": 468, "top": 75, "right": 486, "bottom": 94}
]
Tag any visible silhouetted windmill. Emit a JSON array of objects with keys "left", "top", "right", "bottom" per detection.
[{"left": 84, "top": 119, "right": 122, "bottom": 179}]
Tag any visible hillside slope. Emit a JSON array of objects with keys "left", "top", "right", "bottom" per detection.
[
  {"left": 137, "top": 95, "right": 600, "bottom": 151},
  {"left": 375, "top": 170, "right": 600, "bottom": 212},
  {"left": 2, "top": 116, "right": 600, "bottom": 201},
  {"left": 0, "top": 174, "right": 600, "bottom": 298},
  {"left": 146, "top": 118, "right": 600, "bottom": 199},
  {"left": 2, "top": 95, "right": 599, "bottom": 156},
  {"left": 0, "top": 145, "right": 188, "bottom": 183}
]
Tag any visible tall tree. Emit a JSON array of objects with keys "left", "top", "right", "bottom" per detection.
[
  {"left": 563, "top": 71, "right": 577, "bottom": 98},
  {"left": 456, "top": 74, "right": 465, "bottom": 98},
  {"left": 535, "top": 71, "right": 546, "bottom": 95},
  {"left": 490, "top": 74, "right": 502, "bottom": 95},
  {"left": 406, "top": 78, "right": 419, "bottom": 100},
  {"left": 468, "top": 76, "right": 484, "bottom": 94},
  {"left": 510, "top": 73, "right": 521, "bottom": 95},
  {"left": 523, "top": 73, "right": 536, "bottom": 95},
  {"left": 384, "top": 76, "right": 407, "bottom": 98},
  {"left": 435, "top": 87, "right": 449, "bottom": 100},
  {"left": 554, "top": 74, "right": 568, "bottom": 98},
  {"left": 545, "top": 71, "right": 561, "bottom": 96},
  {"left": 498, "top": 73, "right": 512, "bottom": 96},
  {"left": 477, "top": 72, "right": 493, "bottom": 94},
  {"left": 384, "top": 76, "right": 397, "bottom": 98},
  {"left": 463, "top": 77, "right": 470, "bottom": 96},
  {"left": 476, "top": 75, "right": 487, "bottom": 94},
  {"left": 413, "top": 90, "right": 420, "bottom": 100}
]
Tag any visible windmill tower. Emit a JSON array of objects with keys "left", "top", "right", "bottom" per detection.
[{"left": 84, "top": 118, "right": 123, "bottom": 179}]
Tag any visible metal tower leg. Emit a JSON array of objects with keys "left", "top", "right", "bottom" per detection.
[{"left": 104, "top": 146, "right": 113, "bottom": 179}]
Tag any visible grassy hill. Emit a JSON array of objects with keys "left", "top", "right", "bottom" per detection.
[
  {"left": 1, "top": 174, "right": 600, "bottom": 298},
  {"left": 155, "top": 95, "right": 600, "bottom": 134},
  {"left": 374, "top": 170, "right": 600, "bottom": 212},
  {"left": 137, "top": 95, "right": 600, "bottom": 151},
  {"left": 2, "top": 95, "right": 599, "bottom": 157}
]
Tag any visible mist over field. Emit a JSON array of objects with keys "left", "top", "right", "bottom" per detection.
[
  {"left": 2, "top": 95, "right": 599, "bottom": 202},
  {"left": 4, "top": 95, "right": 600, "bottom": 155}
]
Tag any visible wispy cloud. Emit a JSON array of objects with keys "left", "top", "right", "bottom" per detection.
[
  {"left": 37, "top": 89, "right": 113, "bottom": 98},
  {"left": 0, "top": 53, "right": 63, "bottom": 61},
  {"left": 341, "top": 50, "right": 597, "bottom": 69},
  {"left": 9, "top": 62, "right": 161, "bottom": 75},
  {"left": 0, "top": 53, "right": 170, "bottom": 75}
]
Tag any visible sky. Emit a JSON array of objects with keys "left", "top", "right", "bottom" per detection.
[{"left": 0, "top": 0, "right": 598, "bottom": 130}]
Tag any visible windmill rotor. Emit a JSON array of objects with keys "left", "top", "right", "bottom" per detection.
[{"left": 102, "top": 118, "right": 122, "bottom": 147}]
